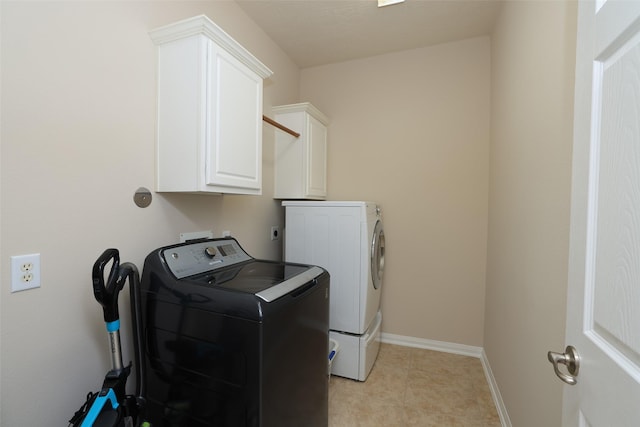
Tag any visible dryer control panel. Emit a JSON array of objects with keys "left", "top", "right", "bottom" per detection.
[{"left": 162, "top": 238, "right": 252, "bottom": 279}]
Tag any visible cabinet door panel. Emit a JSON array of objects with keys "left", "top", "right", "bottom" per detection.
[
  {"left": 273, "top": 103, "right": 329, "bottom": 200},
  {"left": 206, "top": 44, "right": 262, "bottom": 192},
  {"left": 306, "top": 115, "right": 327, "bottom": 197}
]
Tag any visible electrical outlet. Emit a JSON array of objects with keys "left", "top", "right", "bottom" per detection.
[
  {"left": 271, "top": 226, "right": 280, "bottom": 241},
  {"left": 11, "top": 253, "right": 41, "bottom": 292},
  {"left": 222, "top": 230, "right": 232, "bottom": 237}
]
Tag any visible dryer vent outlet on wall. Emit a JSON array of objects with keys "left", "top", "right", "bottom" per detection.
[{"left": 271, "top": 226, "right": 280, "bottom": 240}]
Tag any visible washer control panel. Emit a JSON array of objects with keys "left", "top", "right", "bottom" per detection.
[{"left": 162, "top": 238, "right": 252, "bottom": 279}]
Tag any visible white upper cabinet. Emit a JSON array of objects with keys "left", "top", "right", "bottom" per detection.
[
  {"left": 273, "top": 103, "right": 329, "bottom": 200},
  {"left": 150, "top": 15, "right": 273, "bottom": 195}
]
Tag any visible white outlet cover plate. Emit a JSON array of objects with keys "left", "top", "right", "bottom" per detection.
[{"left": 11, "top": 253, "right": 41, "bottom": 292}]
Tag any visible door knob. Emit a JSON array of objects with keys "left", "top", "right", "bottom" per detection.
[{"left": 547, "top": 345, "right": 580, "bottom": 385}]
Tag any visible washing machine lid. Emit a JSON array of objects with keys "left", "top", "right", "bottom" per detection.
[
  {"left": 161, "top": 238, "right": 323, "bottom": 302},
  {"left": 189, "top": 261, "right": 322, "bottom": 301}
]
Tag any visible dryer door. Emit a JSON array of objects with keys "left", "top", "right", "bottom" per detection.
[{"left": 371, "top": 220, "right": 385, "bottom": 290}]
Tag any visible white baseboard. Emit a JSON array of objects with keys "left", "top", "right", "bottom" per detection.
[
  {"left": 379, "top": 333, "right": 512, "bottom": 427},
  {"left": 380, "top": 332, "right": 483, "bottom": 357},
  {"left": 479, "top": 348, "right": 513, "bottom": 427}
]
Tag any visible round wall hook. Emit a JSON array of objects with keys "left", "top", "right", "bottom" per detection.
[{"left": 133, "top": 187, "right": 152, "bottom": 208}]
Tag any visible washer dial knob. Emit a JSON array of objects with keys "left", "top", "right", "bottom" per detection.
[{"left": 204, "top": 247, "right": 217, "bottom": 258}]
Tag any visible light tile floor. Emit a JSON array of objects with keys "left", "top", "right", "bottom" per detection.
[{"left": 328, "top": 343, "right": 501, "bottom": 426}]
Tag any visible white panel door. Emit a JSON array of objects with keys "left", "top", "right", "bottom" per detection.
[{"left": 562, "top": 0, "right": 640, "bottom": 425}]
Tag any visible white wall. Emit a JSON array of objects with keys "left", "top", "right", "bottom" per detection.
[
  {"left": 0, "top": 2, "right": 299, "bottom": 425},
  {"left": 300, "top": 3, "right": 578, "bottom": 425},
  {"left": 485, "top": 1, "right": 577, "bottom": 426},
  {"left": 300, "top": 37, "right": 491, "bottom": 347}
]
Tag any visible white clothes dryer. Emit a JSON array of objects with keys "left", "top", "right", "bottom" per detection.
[{"left": 283, "top": 201, "right": 386, "bottom": 381}]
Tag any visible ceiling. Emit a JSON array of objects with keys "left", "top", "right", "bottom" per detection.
[{"left": 236, "top": 0, "right": 503, "bottom": 68}]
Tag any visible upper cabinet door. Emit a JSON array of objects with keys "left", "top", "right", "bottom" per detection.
[
  {"left": 150, "top": 15, "right": 272, "bottom": 195},
  {"left": 273, "top": 103, "right": 330, "bottom": 200},
  {"left": 206, "top": 43, "right": 263, "bottom": 192},
  {"left": 306, "top": 113, "right": 328, "bottom": 198}
]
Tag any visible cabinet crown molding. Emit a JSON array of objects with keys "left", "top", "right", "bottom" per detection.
[
  {"left": 149, "top": 14, "right": 273, "bottom": 79},
  {"left": 273, "top": 102, "right": 330, "bottom": 126}
]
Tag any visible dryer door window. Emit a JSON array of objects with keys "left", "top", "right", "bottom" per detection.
[{"left": 371, "top": 220, "right": 385, "bottom": 290}]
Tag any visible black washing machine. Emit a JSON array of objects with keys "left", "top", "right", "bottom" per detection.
[{"left": 138, "top": 238, "right": 329, "bottom": 426}]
